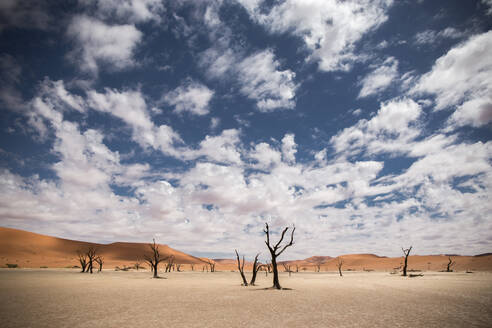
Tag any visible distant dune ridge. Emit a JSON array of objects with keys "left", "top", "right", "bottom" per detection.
[{"left": 1, "top": 226, "right": 491, "bottom": 271}]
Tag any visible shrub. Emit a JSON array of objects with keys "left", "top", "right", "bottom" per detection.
[{"left": 6, "top": 263, "right": 18, "bottom": 268}]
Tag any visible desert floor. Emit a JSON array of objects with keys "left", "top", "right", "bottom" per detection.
[{"left": 1, "top": 269, "right": 491, "bottom": 328}]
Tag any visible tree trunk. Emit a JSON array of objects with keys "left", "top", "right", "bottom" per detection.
[
  {"left": 153, "top": 264, "right": 158, "bottom": 278},
  {"left": 271, "top": 256, "right": 281, "bottom": 289}
]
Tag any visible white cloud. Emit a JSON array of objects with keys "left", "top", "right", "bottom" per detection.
[
  {"left": 331, "top": 98, "right": 422, "bottom": 157},
  {"left": 87, "top": 88, "right": 182, "bottom": 155},
  {"left": 163, "top": 80, "right": 214, "bottom": 116},
  {"left": 281, "top": 134, "right": 297, "bottom": 164},
  {"left": 414, "top": 27, "right": 465, "bottom": 45},
  {"left": 238, "top": 0, "right": 393, "bottom": 71},
  {"left": 358, "top": 57, "right": 398, "bottom": 98},
  {"left": 236, "top": 50, "right": 297, "bottom": 111},
  {"left": 210, "top": 117, "right": 220, "bottom": 130},
  {"left": 67, "top": 15, "right": 142, "bottom": 74},
  {"left": 411, "top": 31, "right": 492, "bottom": 129},
  {"left": 80, "top": 0, "right": 165, "bottom": 23}
]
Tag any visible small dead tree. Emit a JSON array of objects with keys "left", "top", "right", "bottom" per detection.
[
  {"left": 295, "top": 264, "right": 299, "bottom": 273},
  {"left": 315, "top": 264, "right": 321, "bottom": 272},
  {"left": 95, "top": 256, "right": 104, "bottom": 272},
  {"left": 86, "top": 247, "right": 97, "bottom": 274},
  {"left": 250, "top": 253, "right": 261, "bottom": 286},
  {"left": 402, "top": 246, "right": 412, "bottom": 277},
  {"left": 204, "top": 259, "right": 215, "bottom": 272},
  {"left": 144, "top": 238, "right": 167, "bottom": 278},
  {"left": 165, "top": 256, "right": 175, "bottom": 273},
  {"left": 176, "top": 264, "right": 182, "bottom": 272},
  {"left": 235, "top": 249, "right": 248, "bottom": 286},
  {"left": 264, "top": 222, "right": 295, "bottom": 289},
  {"left": 190, "top": 264, "right": 194, "bottom": 271},
  {"left": 337, "top": 257, "right": 343, "bottom": 277},
  {"left": 77, "top": 251, "right": 88, "bottom": 273},
  {"left": 134, "top": 259, "right": 142, "bottom": 270},
  {"left": 447, "top": 256, "right": 455, "bottom": 272}
]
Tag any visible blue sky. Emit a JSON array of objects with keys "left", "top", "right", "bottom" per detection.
[{"left": 0, "top": 0, "right": 491, "bottom": 259}]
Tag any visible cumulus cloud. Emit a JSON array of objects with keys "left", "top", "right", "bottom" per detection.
[
  {"left": 238, "top": 0, "right": 393, "bottom": 71},
  {"left": 358, "top": 57, "right": 398, "bottom": 98},
  {"left": 163, "top": 80, "right": 214, "bottom": 116},
  {"left": 67, "top": 15, "right": 142, "bottom": 74},
  {"left": 411, "top": 31, "right": 492, "bottom": 128},
  {"left": 331, "top": 98, "right": 422, "bottom": 157},
  {"left": 235, "top": 50, "right": 297, "bottom": 111},
  {"left": 86, "top": 88, "right": 182, "bottom": 155}
]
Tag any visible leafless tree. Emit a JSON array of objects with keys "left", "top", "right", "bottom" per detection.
[
  {"left": 165, "top": 256, "right": 175, "bottom": 273},
  {"left": 204, "top": 259, "right": 215, "bottom": 272},
  {"left": 447, "top": 256, "right": 455, "bottom": 272},
  {"left": 401, "top": 246, "right": 412, "bottom": 277},
  {"left": 86, "top": 247, "right": 97, "bottom": 274},
  {"left": 315, "top": 264, "right": 321, "bottom": 272},
  {"left": 176, "top": 264, "right": 182, "bottom": 272},
  {"left": 144, "top": 238, "right": 168, "bottom": 278},
  {"left": 250, "top": 253, "right": 261, "bottom": 286},
  {"left": 95, "top": 256, "right": 104, "bottom": 272},
  {"left": 264, "top": 222, "right": 295, "bottom": 289},
  {"left": 134, "top": 259, "right": 142, "bottom": 270},
  {"left": 77, "top": 251, "right": 88, "bottom": 273},
  {"left": 190, "top": 264, "right": 194, "bottom": 271},
  {"left": 235, "top": 249, "right": 248, "bottom": 286},
  {"left": 336, "top": 257, "right": 343, "bottom": 277},
  {"left": 295, "top": 264, "right": 299, "bottom": 273}
]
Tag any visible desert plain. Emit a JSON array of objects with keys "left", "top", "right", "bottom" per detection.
[{"left": 1, "top": 269, "right": 492, "bottom": 328}]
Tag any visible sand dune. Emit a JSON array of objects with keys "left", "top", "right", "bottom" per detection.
[
  {"left": 0, "top": 227, "right": 207, "bottom": 269},
  {"left": 2, "top": 226, "right": 492, "bottom": 271}
]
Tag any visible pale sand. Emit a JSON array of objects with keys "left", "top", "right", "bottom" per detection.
[{"left": 1, "top": 269, "right": 491, "bottom": 328}]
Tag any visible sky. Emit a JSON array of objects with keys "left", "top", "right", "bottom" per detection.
[{"left": 0, "top": 0, "right": 491, "bottom": 260}]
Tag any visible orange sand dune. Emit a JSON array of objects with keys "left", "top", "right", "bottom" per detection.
[
  {"left": 2, "top": 226, "right": 492, "bottom": 271},
  {"left": 0, "top": 227, "right": 207, "bottom": 269}
]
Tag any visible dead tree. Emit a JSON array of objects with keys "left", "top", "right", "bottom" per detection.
[
  {"left": 134, "top": 259, "right": 142, "bottom": 270},
  {"left": 250, "top": 253, "right": 261, "bottom": 286},
  {"left": 315, "top": 264, "right": 321, "bottom": 272},
  {"left": 295, "top": 264, "right": 299, "bottom": 273},
  {"left": 144, "top": 238, "right": 168, "bottom": 278},
  {"left": 235, "top": 249, "right": 248, "bottom": 286},
  {"left": 204, "top": 259, "right": 215, "bottom": 272},
  {"left": 190, "top": 264, "right": 194, "bottom": 271},
  {"left": 77, "top": 251, "right": 88, "bottom": 273},
  {"left": 176, "top": 264, "right": 182, "bottom": 272},
  {"left": 86, "top": 247, "right": 97, "bottom": 274},
  {"left": 447, "top": 256, "right": 455, "bottom": 272},
  {"left": 165, "top": 256, "right": 175, "bottom": 273},
  {"left": 264, "top": 222, "right": 295, "bottom": 289},
  {"left": 402, "top": 246, "right": 412, "bottom": 277},
  {"left": 337, "top": 257, "right": 343, "bottom": 277},
  {"left": 95, "top": 256, "right": 104, "bottom": 272}
]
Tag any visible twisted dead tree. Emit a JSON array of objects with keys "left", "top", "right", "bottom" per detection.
[
  {"left": 77, "top": 251, "right": 88, "bottom": 273},
  {"left": 95, "top": 256, "right": 104, "bottom": 272},
  {"left": 144, "top": 238, "right": 168, "bottom": 278},
  {"left": 336, "top": 257, "right": 343, "bottom": 277},
  {"left": 250, "top": 253, "right": 261, "bottom": 286},
  {"left": 447, "top": 256, "right": 455, "bottom": 272},
  {"left": 402, "top": 246, "right": 412, "bottom": 277},
  {"left": 86, "top": 247, "right": 97, "bottom": 274},
  {"left": 235, "top": 249, "right": 248, "bottom": 286},
  {"left": 264, "top": 222, "right": 295, "bottom": 289}
]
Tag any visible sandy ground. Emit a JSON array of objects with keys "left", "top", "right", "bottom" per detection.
[{"left": 1, "top": 269, "right": 491, "bottom": 328}]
